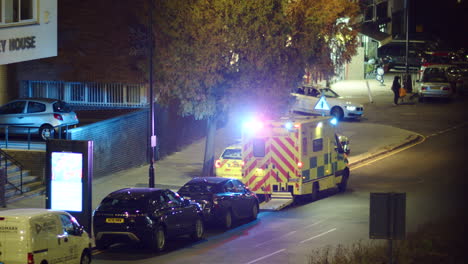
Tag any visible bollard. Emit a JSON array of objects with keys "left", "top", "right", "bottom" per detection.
[{"left": 366, "top": 81, "right": 374, "bottom": 103}]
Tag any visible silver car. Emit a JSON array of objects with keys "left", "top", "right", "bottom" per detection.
[
  {"left": 0, "top": 98, "right": 79, "bottom": 140},
  {"left": 417, "top": 65, "right": 454, "bottom": 102}
]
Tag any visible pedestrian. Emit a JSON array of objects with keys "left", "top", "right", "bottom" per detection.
[{"left": 391, "top": 76, "right": 401, "bottom": 105}]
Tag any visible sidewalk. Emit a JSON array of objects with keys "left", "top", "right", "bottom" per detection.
[{"left": 3, "top": 75, "right": 422, "bottom": 211}]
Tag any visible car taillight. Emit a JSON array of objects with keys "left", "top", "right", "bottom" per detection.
[
  {"left": 297, "top": 161, "right": 303, "bottom": 168},
  {"left": 421, "top": 86, "right": 427, "bottom": 90},
  {"left": 53, "top": 113, "right": 63, "bottom": 121},
  {"left": 215, "top": 160, "right": 221, "bottom": 168},
  {"left": 28, "top": 253, "right": 34, "bottom": 264},
  {"left": 240, "top": 160, "right": 245, "bottom": 167}
]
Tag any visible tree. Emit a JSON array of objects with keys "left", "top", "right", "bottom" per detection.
[{"left": 144, "top": 0, "right": 361, "bottom": 176}]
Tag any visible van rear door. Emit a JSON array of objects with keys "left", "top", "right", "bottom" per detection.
[{"left": 0, "top": 217, "right": 30, "bottom": 264}]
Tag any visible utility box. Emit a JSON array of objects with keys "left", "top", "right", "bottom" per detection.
[{"left": 369, "top": 192, "right": 406, "bottom": 240}]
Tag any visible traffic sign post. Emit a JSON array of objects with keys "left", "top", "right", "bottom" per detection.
[{"left": 369, "top": 192, "right": 406, "bottom": 264}]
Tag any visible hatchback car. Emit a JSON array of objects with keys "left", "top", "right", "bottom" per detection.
[
  {"left": 178, "top": 177, "right": 259, "bottom": 230},
  {"left": 215, "top": 144, "right": 243, "bottom": 179},
  {"left": 0, "top": 98, "right": 79, "bottom": 140},
  {"left": 93, "top": 188, "right": 204, "bottom": 252},
  {"left": 417, "top": 65, "right": 454, "bottom": 101},
  {"left": 291, "top": 86, "right": 364, "bottom": 120}
]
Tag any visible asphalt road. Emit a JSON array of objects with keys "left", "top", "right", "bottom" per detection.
[{"left": 92, "top": 96, "right": 468, "bottom": 263}]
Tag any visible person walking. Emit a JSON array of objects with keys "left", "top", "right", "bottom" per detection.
[{"left": 391, "top": 76, "right": 401, "bottom": 105}]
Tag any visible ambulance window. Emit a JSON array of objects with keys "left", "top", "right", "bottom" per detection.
[
  {"left": 313, "top": 138, "right": 323, "bottom": 152},
  {"left": 253, "top": 138, "right": 265, "bottom": 157},
  {"left": 222, "top": 148, "right": 242, "bottom": 160},
  {"left": 302, "top": 138, "right": 308, "bottom": 155}
]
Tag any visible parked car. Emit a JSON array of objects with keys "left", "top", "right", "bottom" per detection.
[
  {"left": 291, "top": 86, "right": 364, "bottom": 120},
  {"left": 0, "top": 98, "right": 79, "bottom": 140},
  {"left": 215, "top": 144, "right": 243, "bottom": 179},
  {"left": 93, "top": 188, "right": 204, "bottom": 252},
  {"left": 178, "top": 177, "right": 259, "bottom": 230},
  {"left": 0, "top": 208, "right": 92, "bottom": 264},
  {"left": 417, "top": 65, "right": 454, "bottom": 102}
]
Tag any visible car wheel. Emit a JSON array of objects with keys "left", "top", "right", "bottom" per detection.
[
  {"left": 222, "top": 210, "right": 233, "bottom": 230},
  {"left": 150, "top": 225, "right": 166, "bottom": 252},
  {"left": 190, "top": 218, "right": 204, "bottom": 241},
  {"left": 250, "top": 203, "right": 259, "bottom": 221},
  {"left": 330, "top": 107, "right": 344, "bottom": 120},
  {"left": 337, "top": 169, "right": 349, "bottom": 193},
  {"left": 80, "top": 251, "right": 91, "bottom": 264},
  {"left": 95, "top": 238, "right": 108, "bottom": 250},
  {"left": 39, "top": 124, "right": 55, "bottom": 140}
]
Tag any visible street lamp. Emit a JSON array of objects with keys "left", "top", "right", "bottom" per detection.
[{"left": 148, "top": 0, "right": 156, "bottom": 188}]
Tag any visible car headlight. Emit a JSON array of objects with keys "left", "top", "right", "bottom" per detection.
[{"left": 345, "top": 105, "right": 357, "bottom": 111}]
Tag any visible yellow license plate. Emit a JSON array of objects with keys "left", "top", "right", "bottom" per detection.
[{"left": 106, "top": 218, "right": 124, "bottom": 223}]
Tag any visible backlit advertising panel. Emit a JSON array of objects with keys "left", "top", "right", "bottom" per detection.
[{"left": 50, "top": 152, "right": 83, "bottom": 211}]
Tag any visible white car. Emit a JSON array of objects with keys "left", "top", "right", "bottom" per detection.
[
  {"left": 416, "top": 64, "right": 454, "bottom": 102},
  {"left": 291, "top": 86, "right": 364, "bottom": 120}
]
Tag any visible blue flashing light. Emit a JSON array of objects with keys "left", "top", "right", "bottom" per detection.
[
  {"left": 330, "top": 118, "right": 338, "bottom": 126},
  {"left": 284, "top": 122, "right": 293, "bottom": 130}
]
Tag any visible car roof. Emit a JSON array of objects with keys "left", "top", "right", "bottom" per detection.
[
  {"left": 13, "top": 98, "right": 61, "bottom": 103},
  {"left": 187, "top": 177, "right": 231, "bottom": 184},
  {"left": 0, "top": 208, "right": 62, "bottom": 217},
  {"left": 224, "top": 144, "right": 241, "bottom": 150},
  {"left": 106, "top": 187, "right": 164, "bottom": 198}
]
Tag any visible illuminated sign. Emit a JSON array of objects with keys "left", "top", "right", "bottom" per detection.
[
  {"left": 50, "top": 152, "right": 83, "bottom": 212},
  {"left": 314, "top": 96, "right": 330, "bottom": 111}
]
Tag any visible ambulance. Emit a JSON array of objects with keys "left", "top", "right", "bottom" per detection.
[
  {"left": 215, "top": 143, "right": 243, "bottom": 179},
  {"left": 0, "top": 208, "right": 92, "bottom": 264},
  {"left": 240, "top": 115, "right": 350, "bottom": 210}
]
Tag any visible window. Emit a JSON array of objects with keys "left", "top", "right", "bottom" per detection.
[
  {"left": 0, "top": 0, "right": 36, "bottom": 25},
  {"left": 224, "top": 181, "right": 235, "bottom": 192},
  {"left": 27, "top": 101, "right": 45, "bottom": 113},
  {"left": 232, "top": 180, "right": 245, "bottom": 193},
  {"left": 59, "top": 214, "right": 75, "bottom": 235},
  {"left": 253, "top": 138, "right": 265, "bottom": 157},
  {"left": 164, "top": 191, "right": 182, "bottom": 207},
  {"left": 313, "top": 138, "right": 323, "bottom": 152},
  {"left": 0, "top": 101, "right": 26, "bottom": 114}
]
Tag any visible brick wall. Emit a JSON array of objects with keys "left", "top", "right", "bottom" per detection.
[{"left": 69, "top": 109, "right": 149, "bottom": 178}]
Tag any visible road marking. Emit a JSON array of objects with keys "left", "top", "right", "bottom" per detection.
[
  {"left": 245, "top": 248, "right": 286, "bottom": 264},
  {"left": 305, "top": 219, "right": 325, "bottom": 229},
  {"left": 254, "top": 230, "right": 297, "bottom": 248},
  {"left": 300, "top": 228, "right": 337, "bottom": 244}
]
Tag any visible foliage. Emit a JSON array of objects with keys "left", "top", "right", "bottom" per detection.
[{"left": 140, "top": 0, "right": 361, "bottom": 119}]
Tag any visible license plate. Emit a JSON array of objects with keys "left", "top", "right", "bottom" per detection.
[{"left": 106, "top": 218, "right": 124, "bottom": 224}]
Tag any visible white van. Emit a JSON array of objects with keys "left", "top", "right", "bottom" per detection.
[{"left": 0, "top": 208, "right": 92, "bottom": 264}]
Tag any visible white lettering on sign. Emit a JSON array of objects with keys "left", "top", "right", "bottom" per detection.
[{"left": 0, "top": 36, "right": 36, "bottom": 53}]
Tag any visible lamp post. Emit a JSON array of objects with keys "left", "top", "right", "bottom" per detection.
[{"left": 148, "top": 0, "right": 155, "bottom": 188}]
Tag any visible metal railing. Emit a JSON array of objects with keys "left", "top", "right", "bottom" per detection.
[
  {"left": 21, "top": 80, "right": 148, "bottom": 108},
  {"left": 0, "top": 125, "right": 71, "bottom": 150},
  {"left": 0, "top": 148, "right": 23, "bottom": 194}
]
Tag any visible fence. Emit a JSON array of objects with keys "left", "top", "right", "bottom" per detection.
[{"left": 21, "top": 81, "right": 148, "bottom": 108}]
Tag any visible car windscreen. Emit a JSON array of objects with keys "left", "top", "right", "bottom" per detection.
[
  {"left": 222, "top": 148, "right": 241, "bottom": 160},
  {"left": 53, "top": 101, "right": 73, "bottom": 113},
  {"left": 179, "top": 182, "right": 220, "bottom": 194},
  {"left": 422, "top": 69, "right": 448, "bottom": 82},
  {"left": 97, "top": 196, "right": 149, "bottom": 211},
  {"left": 320, "top": 88, "right": 339, "bottom": 98}
]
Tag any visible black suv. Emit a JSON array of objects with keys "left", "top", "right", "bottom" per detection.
[
  {"left": 178, "top": 177, "right": 259, "bottom": 229},
  {"left": 93, "top": 188, "right": 204, "bottom": 252}
]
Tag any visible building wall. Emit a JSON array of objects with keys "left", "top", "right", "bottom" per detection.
[
  {"left": 345, "top": 46, "right": 365, "bottom": 80},
  {"left": 0, "top": 65, "right": 6, "bottom": 105}
]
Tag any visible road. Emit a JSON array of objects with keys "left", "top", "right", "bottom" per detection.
[{"left": 92, "top": 95, "right": 468, "bottom": 263}]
